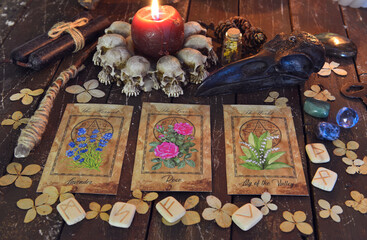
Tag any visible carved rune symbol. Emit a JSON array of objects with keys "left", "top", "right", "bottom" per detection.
[
  {"left": 311, "top": 144, "right": 325, "bottom": 156},
  {"left": 235, "top": 205, "right": 253, "bottom": 218},
  {"left": 59, "top": 200, "right": 81, "bottom": 220},
  {"left": 115, "top": 203, "right": 130, "bottom": 222},
  {"left": 159, "top": 198, "right": 175, "bottom": 217},
  {"left": 314, "top": 170, "right": 330, "bottom": 185}
]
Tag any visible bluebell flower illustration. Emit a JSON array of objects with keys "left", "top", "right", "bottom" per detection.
[
  {"left": 77, "top": 137, "right": 86, "bottom": 142},
  {"left": 79, "top": 143, "right": 87, "bottom": 148},
  {"left": 103, "top": 133, "right": 113, "bottom": 140},
  {"left": 78, "top": 128, "right": 86, "bottom": 136},
  {"left": 65, "top": 128, "right": 113, "bottom": 171},
  {"left": 66, "top": 150, "right": 74, "bottom": 157}
]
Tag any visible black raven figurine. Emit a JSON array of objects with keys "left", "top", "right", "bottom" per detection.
[{"left": 196, "top": 31, "right": 325, "bottom": 96}]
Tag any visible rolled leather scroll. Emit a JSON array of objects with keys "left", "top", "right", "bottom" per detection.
[{"left": 11, "top": 15, "right": 110, "bottom": 70}]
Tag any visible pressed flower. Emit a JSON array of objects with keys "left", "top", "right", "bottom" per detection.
[
  {"left": 202, "top": 195, "right": 238, "bottom": 228},
  {"left": 0, "top": 162, "right": 41, "bottom": 188},
  {"left": 1, "top": 111, "right": 29, "bottom": 129},
  {"left": 86, "top": 202, "right": 112, "bottom": 221},
  {"left": 17, "top": 194, "right": 52, "bottom": 223},
  {"left": 345, "top": 190, "right": 367, "bottom": 214},
  {"left": 10, "top": 88, "right": 44, "bottom": 105},
  {"left": 304, "top": 85, "right": 335, "bottom": 101},
  {"left": 42, "top": 185, "right": 74, "bottom": 205},
  {"left": 342, "top": 157, "right": 365, "bottom": 175},
  {"left": 251, "top": 192, "right": 278, "bottom": 215},
  {"left": 318, "top": 61, "right": 347, "bottom": 76},
  {"left": 279, "top": 211, "right": 313, "bottom": 235},
  {"left": 264, "top": 91, "right": 288, "bottom": 108},
  {"left": 162, "top": 195, "right": 201, "bottom": 226},
  {"left": 318, "top": 199, "right": 343, "bottom": 222},
  {"left": 333, "top": 139, "right": 359, "bottom": 160},
  {"left": 66, "top": 79, "right": 105, "bottom": 103},
  {"left": 127, "top": 189, "right": 158, "bottom": 214}
]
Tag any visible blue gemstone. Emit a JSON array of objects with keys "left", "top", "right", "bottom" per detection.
[
  {"left": 316, "top": 122, "right": 340, "bottom": 141},
  {"left": 336, "top": 107, "right": 359, "bottom": 128}
]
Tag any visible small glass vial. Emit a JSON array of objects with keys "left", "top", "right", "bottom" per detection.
[{"left": 221, "top": 28, "right": 242, "bottom": 65}]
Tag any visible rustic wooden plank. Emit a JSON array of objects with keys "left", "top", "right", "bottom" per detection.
[
  {"left": 232, "top": 0, "right": 316, "bottom": 239},
  {"left": 341, "top": 6, "right": 367, "bottom": 83},
  {"left": 146, "top": 0, "right": 237, "bottom": 239},
  {"left": 290, "top": 0, "right": 367, "bottom": 239}
]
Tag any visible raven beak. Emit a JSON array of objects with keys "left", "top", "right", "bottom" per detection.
[{"left": 196, "top": 51, "right": 275, "bottom": 96}]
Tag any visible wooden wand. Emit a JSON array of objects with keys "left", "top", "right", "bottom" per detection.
[{"left": 14, "top": 42, "right": 97, "bottom": 158}]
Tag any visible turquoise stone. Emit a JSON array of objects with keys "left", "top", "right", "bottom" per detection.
[{"left": 304, "top": 98, "right": 330, "bottom": 118}]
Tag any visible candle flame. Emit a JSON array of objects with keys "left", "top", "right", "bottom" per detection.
[{"left": 151, "top": 0, "right": 160, "bottom": 20}]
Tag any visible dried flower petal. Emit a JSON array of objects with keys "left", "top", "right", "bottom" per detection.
[
  {"left": 264, "top": 96, "right": 275, "bottom": 103},
  {"left": 330, "top": 212, "right": 341, "bottom": 222},
  {"left": 333, "top": 68, "right": 347, "bottom": 76},
  {"left": 22, "top": 94, "right": 33, "bottom": 105},
  {"left": 101, "top": 204, "right": 112, "bottom": 212},
  {"left": 24, "top": 208, "right": 37, "bottom": 223},
  {"left": 215, "top": 211, "right": 232, "bottom": 228},
  {"left": 334, "top": 148, "right": 346, "bottom": 156},
  {"left": 36, "top": 205, "right": 52, "bottom": 215},
  {"left": 100, "top": 212, "right": 110, "bottom": 221},
  {"left": 0, "top": 174, "right": 17, "bottom": 186},
  {"left": 304, "top": 90, "right": 318, "bottom": 98},
  {"left": 89, "top": 202, "right": 101, "bottom": 211},
  {"left": 7, "top": 162, "right": 22, "bottom": 174},
  {"left": 269, "top": 91, "right": 279, "bottom": 98},
  {"left": 296, "top": 222, "right": 313, "bottom": 235},
  {"left": 181, "top": 211, "right": 200, "bottom": 225},
  {"left": 202, "top": 208, "right": 217, "bottom": 220},
  {"left": 10, "top": 93, "right": 24, "bottom": 101},
  {"left": 251, "top": 198, "right": 264, "bottom": 207},
  {"left": 283, "top": 211, "right": 294, "bottom": 222},
  {"left": 261, "top": 206, "right": 270, "bottom": 215},
  {"left": 17, "top": 199, "right": 34, "bottom": 210},
  {"left": 280, "top": 221, "right": 295, "bottom": 232},
  {"left": 346, "top": 151, "right": 358, "bottom": 160},
  {"left": 60, "top": 193, "right": 74, "bottom": 202},
  {"left": 331, "top": 205, "right": 343, "bottom": 214},
  {"left": 43, "top": 186, "right": 59, "bottom": 205},
  {"left": 136, "top": 201, "right": 149, "bottom": 214},
  {"left": 162, "top": 217, "right": 180, "bottom": 226},
  {"left": 329, "top": 61, "right": 340, "bottom": 68},
  {"left": 84, "top": 79, "right": 99, "bottom": 90},
  {"left": 35, "top": 194, "right": 49, "bottom": 206},
  {"left": 293, "top": 211, "right": 306, "bottom": 222},
  {"left": 221, "top": 203, "right": 238, "bottom": 216},
  {"left": 184, "top": 195, "right": 199, "bottom": 210},
  {"left": 206, "top": 195, "right": 221, "bottom": 209},
  {"left": 143, "top": 192, "right": 158, "bottom": 202},
  {"left": 132, "top": 189, "right": 143, "bottom": 199},
  {"left": 88, "top": 89, "right": 105, "bottom": 98},
  {"left": 318, "top": 68, "right": 331, "bottom": 76},
  {"left": 86, "top": 211, "right": 99, "bottom": 219},
  {"left": 12, "top": 111, "right": 23, "bottom": 120},
  {"left": 60, "top": 186, "right": 73, "bottom": 194},
  {"left": 318, "top": 199, "right": 330, "bottom": 210},
  {"left": 261, "top": 192, "right": 271, "bottom": 203},
  {"left": 333, "top": 139, "right": 346, "bottom": 148},
  {"left": 20, "top": 88, "right": 32, "bottom": 94},
  {"left": 21, "top": 164, "right": 41, "bottom": 175},
  {"left": 77, "top": 91, "right": 92, "bottom": 103},
  {"left": 15, "top": 176, "right": 32, "bottom": 188},
  {"left": 1, "top": 119, "right": 15, "bottom": 125},
  {"left": 66, "top": 85, "right": 85, "bottom": 94},
  {"left": 275, "top": 97, "right": 288, "bottom": 107},
  {"left": 319, "top": 210, "right": 330, "bottom": 218}
]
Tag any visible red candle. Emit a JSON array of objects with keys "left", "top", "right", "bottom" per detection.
[{"left": 131, "top": 0, "right": 184, "bottom": 58}]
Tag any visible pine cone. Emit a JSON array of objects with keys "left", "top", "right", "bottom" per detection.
[
  {"left": 214, "top": 16, "right": 267, "bottom": 54},
  {"left": 243, "top": 27, "right": 267, "bottom": 54}
]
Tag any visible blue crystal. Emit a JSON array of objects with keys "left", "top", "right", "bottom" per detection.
[
  {"left": 336, "top": 107, "right": 359, "bottom": 128},
  {"left": 316, "top": 122, "right": 340, "bottom": 141}
]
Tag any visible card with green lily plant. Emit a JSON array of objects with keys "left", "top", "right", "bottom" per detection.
[{"left": 239, "top": 131, "right": 291, "bottom": 170}]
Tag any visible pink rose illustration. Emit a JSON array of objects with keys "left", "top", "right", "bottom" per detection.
[
  {"left": 154, "top": 142, "right": 179, "bottom": 159},
  {"left": 159, "top": 134, "right": 165, "bottom": 139},
  {"left": 174, "top": 122, "right": 193, "bottom": 135}
]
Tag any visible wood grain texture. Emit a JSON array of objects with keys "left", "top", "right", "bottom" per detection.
[
  {"left": 0, "top": 0, "right": 367, "bottom": 239},
  {"left": 290, "top": 0, "right": 367, "bottom": 239}
]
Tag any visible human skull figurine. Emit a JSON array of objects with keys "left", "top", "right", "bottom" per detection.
[
  {"left": 177, "top": 48, "right": 209, "bottom": 84},
  {"left": 120, "top": 56, "right": 150, "bottom": 96},
  {"left": 99, "top": 47, "right": 131, "bottom": 84},
  {"left": 141, "top": 70, "right": 160, "bottom": 92},
  {"left": 184, "top": 21, "right": 207, "bottom": 38},
  {"left": 183, "top": 34, "right": 218, "bottom": 66},
  {"left": 98, "top": 69, "right": 114, "bottom": 85},
  {"left": 104, "top": 21, "right": 131, "bottom": 38},
  {"left": 156, "top": 55, "right": 187, "bottom": 97},
  {"left": 93, "top": 34, "right": 126, "bottom": 66}
]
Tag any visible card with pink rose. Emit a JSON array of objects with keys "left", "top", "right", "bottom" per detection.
[{"left": 131, "top": 103, "right": 212, "bottom": 192}]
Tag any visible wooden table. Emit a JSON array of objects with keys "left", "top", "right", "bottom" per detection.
[{"left": 0, "top": 0, "right": 366, "bottom": 239}]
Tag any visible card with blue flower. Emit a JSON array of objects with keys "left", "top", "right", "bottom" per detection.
[{"left": 37, "top": 104, "right": 133, "bottom": 195}]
